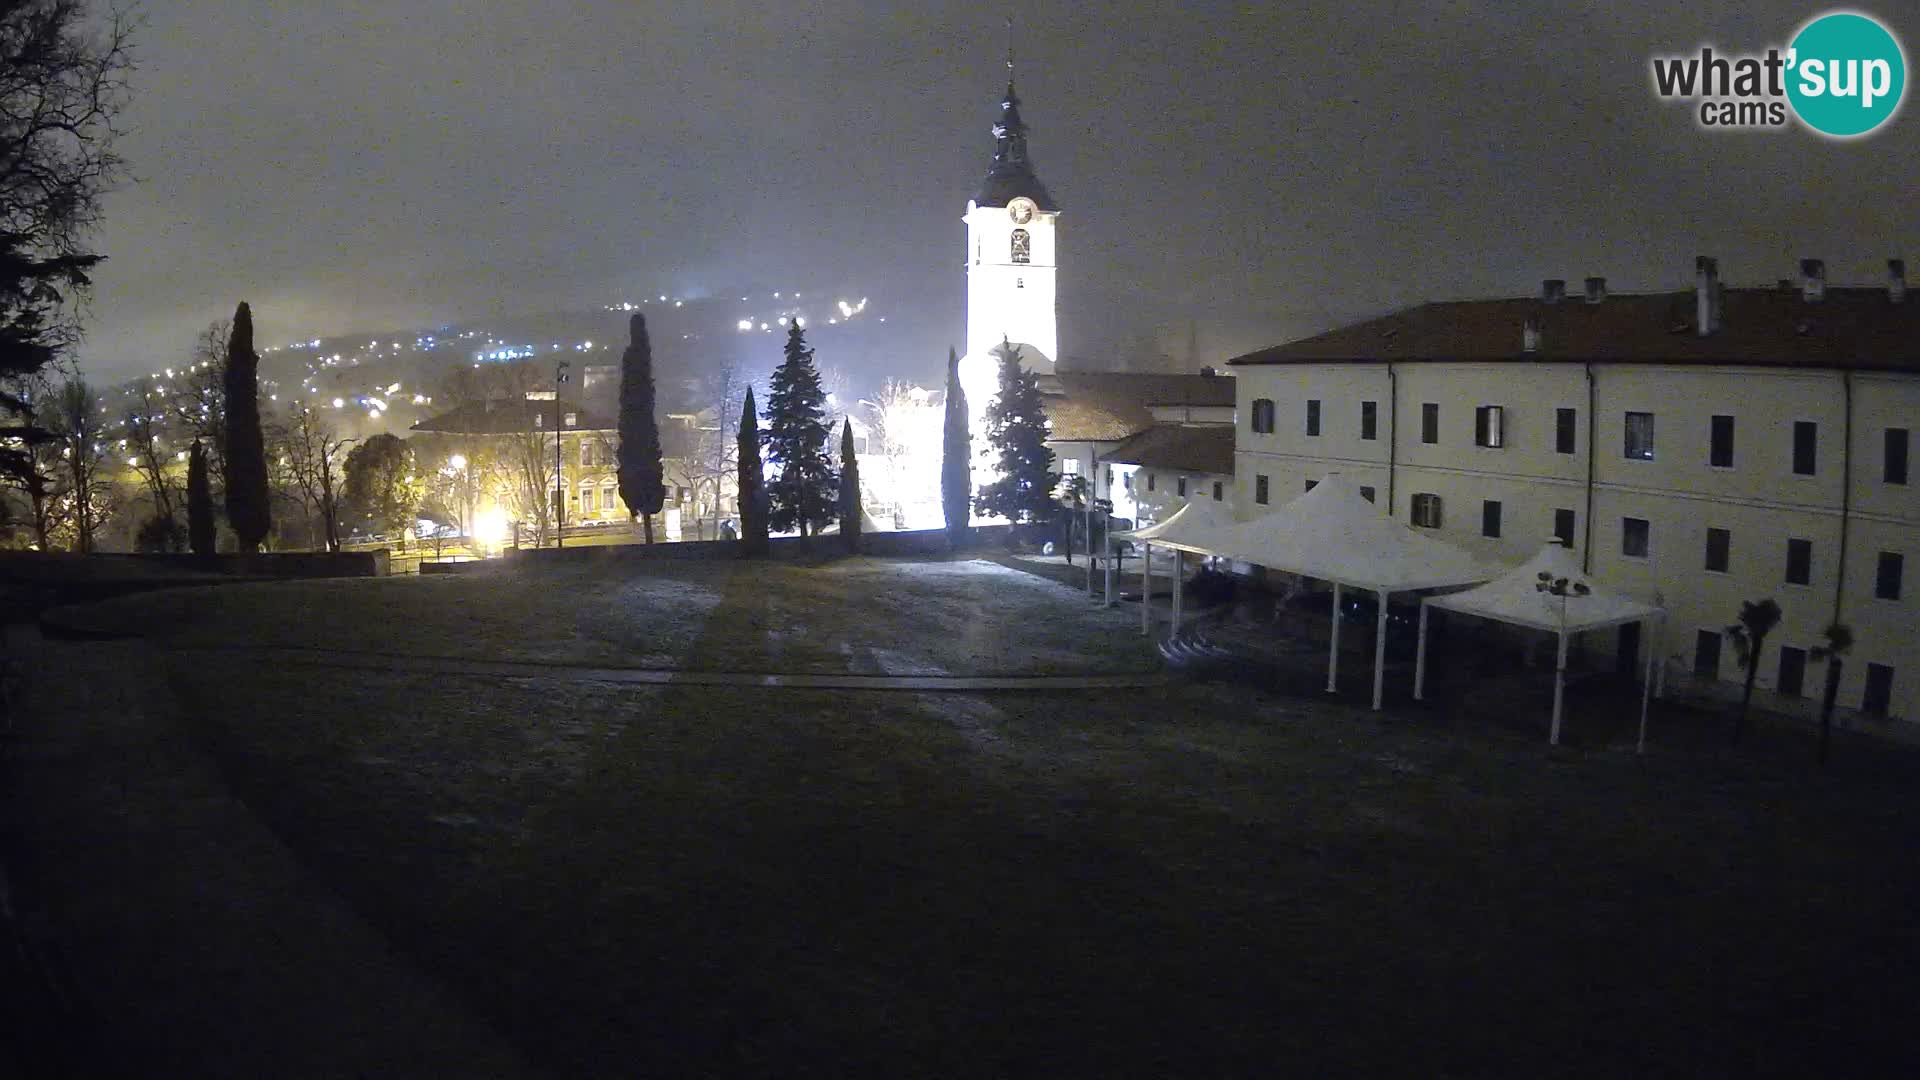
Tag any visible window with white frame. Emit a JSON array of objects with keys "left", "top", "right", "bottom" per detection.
[
  {"left": 1411, "top": 493, "right": 1442, "bottom": 528},
  {"left": 1474, "top": 405, "right": 1505, "bottom": 448}
]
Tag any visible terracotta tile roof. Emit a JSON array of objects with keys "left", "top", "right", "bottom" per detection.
[
  {"left": 410, "top": 398, "right": 616, "bottom": 436},
  {"left": 1100, "top": 424, "right": 1236, "bottom": 476},
  {"left": 1040, "top": 372, "right": 1238, "bottom": 442},
  {"left": 1229, "top": 286, "right": 1920, "bottom": 371}
]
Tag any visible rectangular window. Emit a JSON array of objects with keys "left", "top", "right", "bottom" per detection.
[
  {"left": 1793, "top": 421, "right": 1817, "bottom": 475},
  {"left": 604, "top": 486, "right": 619, "bottom": 513},
  {"left": 1305, "top": 399, "right": 1321, "bottom": 437},
  {"left": 1863, "top": 663, "right": 1895, "bottom": 716},
  {"left": 1622, "top": 517, "right": 1650, "bottom": 558},
  {"left": 1887, "top": 428, "right": 1910, "bottom": 485},
  {"left": 1778, "top": 646, "right": 1807, "bottom": 698},
  {"left": 580, "top": 442, "right": 593, "bottom": 467},
  {"left": 1556, "top": 407, "right": 1577, "bottom": 454},
  {"left": 1704, "top": 527, "right": 1731, "bottom": 573},
  {"left": 1786, "top": 538, "right": 1812, "bottom": 585},
  {"left": 1361, "top": 401, "right": 1378, "bottom": 441},
  {"left": 1474, "top": 405, "right": 1505, "bottom": 448},
  {"left": 1693, "top": 630, "right": 1722, "bottom": 677},
  {"left": 580, "top": 486, "right": 596, "bottom": 513},
  {"left": 1877, "top": 552, "right": 1904, "bottom": 600},
  {"left": 1305, "top": 479, "right": 1319, "bottom": 493},
  {"left": 1553, "top": 508, "right": 1576, "bottom": 547},
  {"left": 1250, "top": 399, "right": 1275, "bottom": 434},
  {"left": 1211, "top": 480, "right": 1223, "bottom": 501},
  {"left": 1359, "top": 485, "right": 1376, "bottom": 504},
  {"left": 1481, "top": 500, "right": 1502, "bottom": 538},
  {"left": 1624, "top": 411, "right": 1655, "bottom": 461},
  {"left": 1176, "top": 477, "right": 1187, "bottom": 497},
  {"left": 1710, "top": 415, "right": 1735, "bottom": 468},
  {"left": 1146, "top": 472, "right": 1155, "bottom": 492},
  {"left": 564, "top": 412, "right": 578, "bottom": 428},
  {"left": 1411, "top": 493, "right": 1442, "bottom": 529},
  {"left": 1123, "top": 472, "right": 1133, "bottom": 491},
  {"left": 1421, "top": 403, "right": 1439, "bottom": 444},
  {"left": 1254, "top": 475, "right": 1269, "bottom": 505}
]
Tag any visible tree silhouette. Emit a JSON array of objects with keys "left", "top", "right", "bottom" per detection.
[
  {"left": 975, "top": 339, "right": 1058, "bottom": 525},
  {"left": 1726, "top": 597, "right": 1782, "bottom": 744},
  {"left": 736, "top": 387, "right": 768, "bottom": 556},
  {"left": 187, "top": 439, "right": 215, "bottom": 557},
  {"left": 1810, "top": 622, "right": 1855, "bottom": 766},
  {"left": 941, "top": 346, "right": 971, "bottom": 549},
  {"left": 222, "top": 302, "right": 271, "bottom": 551},
  {"left": 838, "top": 417, "right": 861, "bottom": 554},
  {"left": 616, "top": 313, "right": 667, "bottom": 543},
  {"left": 764, "top": 323, "right": 836, "bottom": 537}
]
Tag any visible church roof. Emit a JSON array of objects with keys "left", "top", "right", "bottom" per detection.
[
  {"left": 975, "top": 80, "right": 1057, "bottom": 210},
  {"left": 1040, "top": 372, "right": 1237, "bottom": 442}
]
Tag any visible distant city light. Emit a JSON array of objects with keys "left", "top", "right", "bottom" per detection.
[
  {"left": 737, "top": 319, "right": 753, "bottom": 331},
  {"left": 332, "top": 398, "right": 344, "bottom": 408}
]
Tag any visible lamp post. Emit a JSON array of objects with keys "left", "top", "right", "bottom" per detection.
[{"left": 554, "top": 360, "right": 570, "bottom": 549}]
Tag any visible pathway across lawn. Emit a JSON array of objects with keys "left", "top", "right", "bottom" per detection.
[{"left": 13, "top": 555, "right": 1920, "bottom": 1077}]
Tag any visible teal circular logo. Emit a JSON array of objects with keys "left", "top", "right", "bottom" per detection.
[{"left": 1787, "top": 12, "right": 1907, "bottom": 137}]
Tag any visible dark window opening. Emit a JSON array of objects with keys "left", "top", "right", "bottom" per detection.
[
  {"left": 1360, "top": 485, "right": 1376, "bottom": 503},
  {"left": 1554, "top": 508, "right": 1576, "bottom": 547},
  {"left": 1556, "top": 407, "right": 1577, "bottom": 454},
  {"left": 1886, "top": 428, "right": 1909, "bottom": 485},
  {"left": 1254, "top": 475, "right": 1269, "bottom": 505},
  {"left": 1622, "top": 517, "right": 1650, "bottom": 558},
  {"left": 1793, "top": 421, "right": 1817, "bottom": 476},
  {"left": 1211, "top": 480, "right": 1223, "bottom": 501},
  {"left": 1481, "top": 500, "right": 1502, "bottom": 538},
  {"left": 1625, "top": 411, "right": 1655, "bottom": 461},
  {"left": 1361, "top": 401, "right": 1378, "bottom": 441},
  {"left": 1705, "top": 527, "right": 1730, "bottom": 573},
  {"left": 1411, "top": 493, "right": 1442, "bottom": 528},
  {"left": 1863, "top": 663, "right": 1894, "bottom": 716},
  {"left": 1694, "top": 630, "right": 1722, "bottom": 677},
  {"left": 1877, "top": 552, "right": 1904, "bottom": 600},
  {"left": 1010, "top": 228, "right": 1031, "bottom": 264},
  {"left": 1778, "top": 646, "right": 1807, "bottom": 698},
  {"left": 1250, "top": 398, "right": 1275, "bottom": 434},
  {"left": 1710, "top": 415, "right": 1735, "bottom": 468},
  {"left": 1786, "top": 538, "right": 1812, "bottom": 585},
  {"left": 1305, "top": 399, "right": 1321, "bottom": 437},
  {"left": 1421, "top": 403, "right": 1439, "bottom": 444},
  {"left": 1474, "top": 405, "right": 1505, "bottom": 448}
]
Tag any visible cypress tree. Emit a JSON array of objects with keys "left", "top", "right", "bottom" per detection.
[
  {"left": 737, "top": 387, "right": 769, "bottom": 556},
  {"left": 221, "top": 302, "right": 271, "bottom": 551},
  {"left": 764, "top": 323, "right": 837, "bottom": 537},
  {"left": 975, "top": 338, "right": 1059, "bottom": 525},
  {"left": 615, "top": 313, "right": 667, "bottom": 543},
  {"left": 940, "top": 346, "right": 971, "bottom": 549},
  {"left": 187, "top": 439, "right": 215, "bottom": 557},
  {"left": 838, "top": 417, "right": 861, "bottom": 554}
]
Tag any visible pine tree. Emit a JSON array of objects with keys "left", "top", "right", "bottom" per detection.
[
  {"left": 222, "top": 302, "right": 271, "bottom": 551},
  {"left": 941, "top": 346, "right": 971, "bottom": 549},
  {"left": 838, "top": 417, "right": 861, "bottom": 553},
  {"left": 974, "top": 339, "right": 1059, "bottom": 525},
  {"left": 187, "top": 439, "right": 215, "bottom": 557},
  {"left": 615, "top": 313, "right": 667, "bottom": 543},
  {"left": 737, "top": 387, "right": 769, "bottom": 556},
  {"left": 764, "top": 323, "right": 837, "bottom": 537}
]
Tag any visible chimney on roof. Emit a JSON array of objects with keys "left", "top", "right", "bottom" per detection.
[
  {"left": 1522, "top": 316, "right": 1542, "bottom": 354},
  {"left": 1695, "top": 255, "right": 1720, "bottom": 336},
  {"left": 1583, "top": 276, "right": 1607, "bottom": 304},
  {"left": 1800, "top": 258, "right": 1826, "bottom": 302},
  {"left": 1541, "top": 279, "right": 1566, "bottom": 304},
  {"left": 1890, "top": 258, "right": 1908, "bottom": 304}
]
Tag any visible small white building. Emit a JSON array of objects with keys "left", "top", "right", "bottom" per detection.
[{"left": 1228, "top": 259, "right": 1918, "bottom": 723}]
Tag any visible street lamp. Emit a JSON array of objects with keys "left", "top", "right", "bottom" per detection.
[{"left": 554, "top": 360, "right": 570, "bottom": 549}]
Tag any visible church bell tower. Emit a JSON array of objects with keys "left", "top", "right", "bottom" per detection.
[{"left": 959, "top": 38, "right": 1059, "bottom": 417}]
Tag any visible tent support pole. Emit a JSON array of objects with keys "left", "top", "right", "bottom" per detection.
[
  {"left": 1170, "top": 550, "right": 1184, "bottom": 640},
  {"left": 1327, "top": 582, "right": 1342, "bottom": 694},
  {"left": 1550, "top": 629, "right": 1569, "bottom": 745},
  {"left": 1414, "top": 600, "right": 1430, "bottom": 700},
  {"left": 1103, "top": 521, "right": 1115, "bottom": 607},
  {"left": 1140, "top": 542, "right": 1152, "bottom": 635},
  {"left": 1372, "top": 588, "right": 1388, "bottom": 711},
  {"left": 1638, "top": 616, "right": 1656, "bottom": 754}
]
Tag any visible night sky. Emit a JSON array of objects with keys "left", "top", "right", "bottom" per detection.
[{"left": 80, "top": 1, "right": 1919, "bottom": 382}]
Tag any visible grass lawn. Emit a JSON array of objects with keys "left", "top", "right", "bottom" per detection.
[{"left": 33, "top": 557, "right": 1920, "bottom": 1076}]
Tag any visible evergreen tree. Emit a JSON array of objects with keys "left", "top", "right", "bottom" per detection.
[
  {"left": 615, "top": 313, "right": 667, "bottom": 543},
  {"left": 838, "top": 417, "right": 861, "bottom": 553},
  {"left": 187, "top": 439, "right": 215, "bottom": 557},
  {"left": 941, "top": 346, "right": 971, "bottom": 548},
  {"left": 222, "top": 302, "right": 271, "bottom": 551},
  {"left": 736, "top": 387, "right": 769, "bottom": 556},
  {"left": 763, "top": 323, "right": 837, "bottom": 537},
  {"left": 974, "top": 339, "right": 1058, "bottom": 524}
]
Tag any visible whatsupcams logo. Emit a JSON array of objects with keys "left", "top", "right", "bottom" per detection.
[{"left": 1651, "top": 10, "right": 1906, "bottom": 137}]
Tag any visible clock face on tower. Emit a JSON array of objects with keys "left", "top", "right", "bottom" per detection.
[{"left": 1008, "top": 198, "right": 1035, "bottom": 224}]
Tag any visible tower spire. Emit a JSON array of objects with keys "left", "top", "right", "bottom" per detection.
[{"left": 974, "top": 17, "right": 1054, "bottom": 209}]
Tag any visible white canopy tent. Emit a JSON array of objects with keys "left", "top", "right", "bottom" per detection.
[
  {"left": 1415, "top": 542, "right": 1666, "bottom": 749},
  {"left": 1115, "top": 476, "right": 1495, "bottom": 710},
  {"left": 1106, "top": 497, "right": 1237, "bottom": 626}
]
